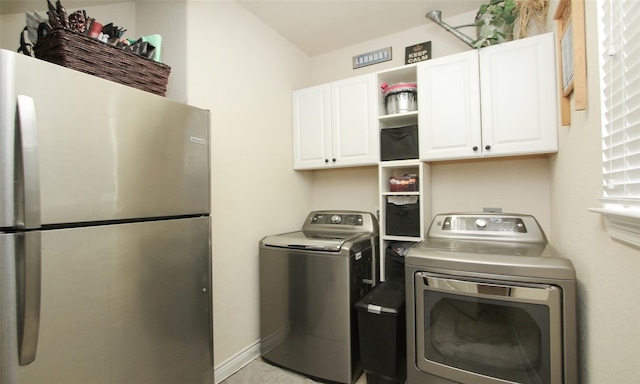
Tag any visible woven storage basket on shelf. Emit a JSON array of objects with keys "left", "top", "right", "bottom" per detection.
[{"left": 34, "top": 28, "right": 170, "bottom": 96}]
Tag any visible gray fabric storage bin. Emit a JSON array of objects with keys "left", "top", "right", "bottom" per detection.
[
  {"left": 385, "top": 201, "right": 420, "bottom": 237},
  {"left": 380, "top": 125, "right": 418, "bottom": 161}
]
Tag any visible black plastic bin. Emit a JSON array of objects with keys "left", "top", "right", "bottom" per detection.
[
  {"left": 385, "top": 242, "right": 413, "bottom": 283},
  {"left": 355, "top": 281, "right": 406, "bottom": 384}
]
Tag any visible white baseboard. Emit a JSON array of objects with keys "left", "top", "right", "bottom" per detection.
[{"left": 214, "top": 340, "right": 261, "bottom": 383}]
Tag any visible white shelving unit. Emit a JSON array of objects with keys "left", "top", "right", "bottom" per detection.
[
  {"left": 377, "top": 64, "right": 418, "bottom": 128},
  {"left": 376, "top": 65, "right": 431, "bottom": 281},
  {"left": 378, "top": 161, "right": 430, "bottom": 279}
]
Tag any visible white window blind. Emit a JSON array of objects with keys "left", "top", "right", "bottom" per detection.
[
  {"left": 598, "top": 0, "right": 640, "bottom": 208},
  {"left": 593, "top": 0, "right": 640, "bottom": 249}
]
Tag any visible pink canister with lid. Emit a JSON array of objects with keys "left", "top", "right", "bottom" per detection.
[{"left": 381, "top": 82, "right": 417, "bottom": 114}]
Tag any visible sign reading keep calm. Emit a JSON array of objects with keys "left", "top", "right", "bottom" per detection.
[{"left": 405, "top": 41, "right": 432, "bottom": 64}]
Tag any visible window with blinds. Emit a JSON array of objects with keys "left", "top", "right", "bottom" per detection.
[
  {"left": 593, "top": 0, "right": 640, "bottom": 248},
  {"left": 598, "top": 0, "right": 640, "bottom": 208}
]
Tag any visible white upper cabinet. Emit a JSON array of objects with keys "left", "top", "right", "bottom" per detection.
[
  {"left": 292, "top": 74, "right": 378, "bottom": 170},
  {"left": 418, "top": 50, "right": 482, "bottom": 160},
  {"left": 292, "top": 84, "right": 332, "bottom": 169},
  {"left": 419, "top": 32, "right": 558, "bottom": 161},
  {"left": 479, "top": 33, "right": 558, "bottom": 157}
]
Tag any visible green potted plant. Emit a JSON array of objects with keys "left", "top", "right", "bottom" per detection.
[{"left": 474, "top": 0, "right": 519, "bottom": 48}]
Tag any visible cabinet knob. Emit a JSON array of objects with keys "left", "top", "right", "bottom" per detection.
[
  {"left": 485, "top": 145, "right": 491, "bottom": 150},
  {"left": 332, "top": 158, "right": 336, "bottom": 162},
  {"left": 472, "top": 146, "right": 478, "bottom": 151},
  {"left": 325, "top": 159, "right": 329, "bottom": 163}
]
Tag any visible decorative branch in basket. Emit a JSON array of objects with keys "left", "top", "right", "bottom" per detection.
[{"left": 46, "top": 0, "right": 65, "bottom": 28}]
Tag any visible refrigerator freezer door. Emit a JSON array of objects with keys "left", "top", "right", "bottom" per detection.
[
  {"left": 0, "top": 50, "right": 210, "bottom": 228},
  {"left": 0, "top": 217, "right": 213, "bottom": 384}
]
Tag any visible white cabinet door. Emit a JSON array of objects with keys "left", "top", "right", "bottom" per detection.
[
  {"left": 292, "top": 75, "right": 378, "bottom": 170},
  {"left": 418, "top": 50, "right": 482, "bottom": 161},
  {"left": 331, "top": 75, "right": 378, "bottom": 167},
  {"left": 479, "top": 32, "right": 558, "bottom": 157},
  {"left": 292, "top": 84, "right": 332, "bottom": 169}
]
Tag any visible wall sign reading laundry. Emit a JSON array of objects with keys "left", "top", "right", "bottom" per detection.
[{"left": 352, "top": 47, "right": 392, "bottom": 69}]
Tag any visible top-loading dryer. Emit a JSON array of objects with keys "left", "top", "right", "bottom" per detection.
[{"left": 405, "top": 212, "right": 577, "bottom": 384}]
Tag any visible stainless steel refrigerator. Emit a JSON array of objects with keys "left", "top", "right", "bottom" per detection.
[{"left": 0, "top": 49, "right": 214, "bottom": 384}]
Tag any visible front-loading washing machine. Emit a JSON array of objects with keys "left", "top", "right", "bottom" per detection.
[
  {"left": 259, "top": 210, "right": 379, "bottom": 384},
  {"left": 405, "top": 212, "right": 577, "bottom": 384}
]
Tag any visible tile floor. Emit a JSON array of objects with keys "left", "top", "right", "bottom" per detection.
[{"left": 220, "top": 358, "right": 368, "bottom": 384}]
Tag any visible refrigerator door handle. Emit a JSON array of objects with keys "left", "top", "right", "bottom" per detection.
[
  {"left": 16, "top": 232, "right": 42, "bottom": 365},
  {"left": 16, "top": 95, "right": 41, "bottom": 229}
]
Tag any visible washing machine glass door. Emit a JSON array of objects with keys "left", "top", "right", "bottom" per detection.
[{"left": 414, "top": 272, "right": 563, "bottom": 384}]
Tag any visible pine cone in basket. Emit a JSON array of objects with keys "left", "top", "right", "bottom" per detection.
[
  {"left": 68, "top": 10, "right": 87, "bottom": 33},
  {"left": 46, "top": 0, "right": 70, "bottom": 28}
]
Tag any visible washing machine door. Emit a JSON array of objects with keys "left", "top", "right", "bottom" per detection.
[{"left": 414, "top": 272, "right": 563, "bottom": 384}]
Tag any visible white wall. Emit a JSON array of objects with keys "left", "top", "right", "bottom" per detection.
[
  {"left": 310, "top": 11, "right": 479, "bottom": 85},
  {"left": 311, "top": 166, "right": 379, "bottom": 213},
  {"left": 548, "top": 1, "right": 640, "bottom": 383},
  {"left": 430, "top": 158, "right": 552, "bottom": 231},
  {"left": 134, "top": 1, "right": 187, "bottom": 102},
  {"left": 183, "top": 0, "right": 313, "bottom": 375}
]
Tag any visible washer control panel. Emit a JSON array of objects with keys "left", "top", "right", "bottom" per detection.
[
  {"left": 311, "top": 213, "right": 363, "bottom": 226},
  {"left": 428, "top": 213, "right": 546, "bottom": 243},
  {"left": 302, "top": 211, "right": 379, "bottom": 235}
]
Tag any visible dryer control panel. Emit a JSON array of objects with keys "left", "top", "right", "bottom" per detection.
[
  {"left": 427, "top": 213, "right": 546, "bottom": 243},
  {"left": 442, "top": 216, "right": 527, "bottom": 233}
]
